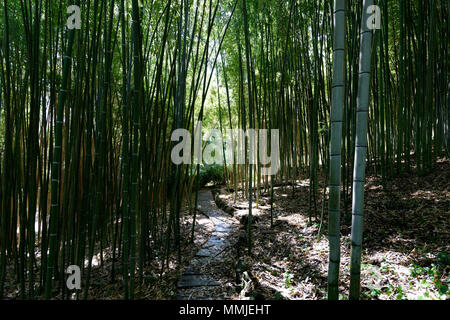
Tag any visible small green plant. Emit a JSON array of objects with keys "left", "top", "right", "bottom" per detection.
[
  {"left": 384, "top": 284, "right": 395, "bottom": 295},
  {"left": 361, "top": 263, "right": 373, "bottom": 270},
  {"left": 283, "top": 272, "right": 294, "bottom": 288},
  {"left": 196, "top": 164, "right": 225, "bottom": 187},
  {"left": 342, "top": 237, "right": 351, "bottom": 246},
  {"left": 362, "top": 288, "right": 382, "bottom": 299},
  {"left": 437, "top": 251, "right": 449, "bottom": 268},
  {"left": 274, "top": 291, "right": 283, "bottom": 300},
  {"left": 338, "top": 293, "right": 349, "bottom": 300},
  {"left": 395, "top": 286, "right": 405, "bottom": 300},
  {"left": 409, "top": 263, "right": 449, "bottom": 296}
]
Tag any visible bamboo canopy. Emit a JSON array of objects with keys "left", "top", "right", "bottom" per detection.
[{"left": 0, "top": 0, "right": 447, "bottom": 300}]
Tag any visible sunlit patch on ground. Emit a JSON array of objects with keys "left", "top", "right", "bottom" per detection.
[{"left": 217, "top": 158, "right": 449, "bottom": 300}]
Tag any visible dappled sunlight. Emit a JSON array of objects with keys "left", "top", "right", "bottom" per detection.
[
  {"left": 214, "top": 159, "right": 449, "bottom": 300},
  {"left": 0, "top": 0, "right": 447, "bottom": 303}
]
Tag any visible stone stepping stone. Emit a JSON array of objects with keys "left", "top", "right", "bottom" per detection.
[
  {"left": 195, "top": 246, "right": 224, "bottom": 257},
  {"left": 214, "top": 220, "right": 228, "bottom": 226},
  {"left": 177, "top": 275, "right": 221, "bottom": 288},
  {"left": 183, "top": 266, "right": 202, "bottom": 275},
  {"left": 211, "top": 217, "right": 227, "bottom": 224},
  {"left": 195, "top": 249, "right": 215, "bottom": 257},
  {"left": 202, "top": 247, "right": 224, "bottom": 255},
  {"left": 215, "top": 225, "right": 231, "bottom": 233},
  {"left": 211, "top": 234, "right": 228, "bottom": 241},
  {"left": 210, "top": 234, "right": 227, "bottom": 241},
  {"left": 177, "top": 190, "right": 240, "bottom": 300},
  {"left": 204, "top": 239, "right": 227, "bottom": 248}
]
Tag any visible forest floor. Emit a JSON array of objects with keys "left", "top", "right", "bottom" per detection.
[
  {"left": 212, "top": 158, "right": 449, "bottom": 300},
  {"left": 2, "top": 160, "right": 448, "bottom": 300},
  {"left": 176, "top": 190, "right": 240, "bottom": 300},
  {"left": 2, "top": 194, "right": 218, "bottom": 299}
]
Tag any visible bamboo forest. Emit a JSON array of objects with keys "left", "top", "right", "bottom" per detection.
[{"left": 0, "top": 0, "right": 448, "bottom": 302}]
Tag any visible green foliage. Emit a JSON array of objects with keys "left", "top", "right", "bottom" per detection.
[
  {"left": 196, "top": 164, "right": 226, "bottom": 188},
  {"left": 282, "top": 271, "right": 294, "bottom": 288},
  {"left": 361, "top": 288, "right": 382, "bottom": 299},
  {"left": 395, "top": 286, "right": 405, "bottom": 300},
  {"left": 437, "top": 251, "right": 449, "bottom": 268},
  {"left": 409, "top": 262, "right": 449, "bottom": 296},
  {"left": 273, "top": 291, "right": 283, "bottom": 300},
  {"left": 1, "top": 0, "right": 448, "bottom": 301}
]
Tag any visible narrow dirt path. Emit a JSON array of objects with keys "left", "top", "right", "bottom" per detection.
[{"left": 177, "top": 190, "right": 239, "bottom": 300}]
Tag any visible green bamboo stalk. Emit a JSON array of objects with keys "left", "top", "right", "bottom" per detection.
[
  {"left": 328, "top": 0, "right": 346, "bottom": 301},
  {"left": 45, "top": 0, "right": 80, "bottom": 299},
  {"left": 349, "top": 0, "right": 374, "bottom": 300}
]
